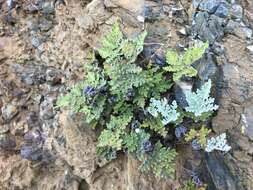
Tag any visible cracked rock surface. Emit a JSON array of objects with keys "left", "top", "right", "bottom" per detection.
[{"left": 1, "top": 0, "right": 253, "bottom": 189}]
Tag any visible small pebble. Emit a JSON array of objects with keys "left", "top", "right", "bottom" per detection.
[{"left": 247, "top": 45, "right": 253, "bottom": 54}]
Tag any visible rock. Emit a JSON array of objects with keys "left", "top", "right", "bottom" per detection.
[
  {"left": 192, "top": 12, "right": 225, "bottom": 43},
  {"left": 153, "top": 53, "right": 166, "bottom": 67},
  {"left": 178, "top": 27, "right": 187, "bottom": 36},
  {"left": 45, "top": 69, "right": 62, "bottom": 85},
  {"left": 204, "top": 152, "right": 238, "bottom": 190},
  {"left": 24, "top": 130, "right": 44, "bottom": 144},
  {"left": 20, "top": 65, "right": 46, "bottom": 85},
  {"left": 225, "top": 20, "right": 253, "bottom": 40},
  {"left": 6, "top": 0, "right": 15, "bottom": 9},
  {"left": 214, "top": 3, "right": 229, "bottom": 18},
  {"left": 27, "top": 20, "right": 39, "bottom": 31},
  {"left": 192, "top": 0, "right": 202, "bottom": 8},
  {"left": 40, "top": 97, "right": 56, "bottom": 120},
  {"left": 137, "top": 15, "right": 145, "bottom": 23},
  {"left": 198, "top": 0, "right": 221, "bottom": 14},
  {"left": 0, "top": 125, "right": 10, "bottom": 134},
  {"left": 144, "top": 6, "right": 153, "bottom": 21},
  {"left": 31, "top": 36, "right": 42, "bottom": 48},
  {"left": 26, "top": 111, "right": 40, "bottom": 128},
  {"left": 20, "top": 144, "right": 43, "bottom": 161},
  {"left": 212, "top": 42, "right": 225, "bottom": 55},
  {"left": 4, "top": 14, "right": 16, "bottom": 25},
  {"left": 230, "top": 4, "right": 243, "bottom": 20},
  {"left": 247, "top": 45, "right": 253, "bottom": 54},
  {"left": 104, "top": 0, "right": 144, "bottom": 15},
  {"left": 174, "top": 81, "right": 193, "bottom": 108},
  {"left": 0, "top": 154, "right": 79, "bottom": 190},
  {"left": 56, "top": 111, "right": 97, "bottom": 179},
  {"left": 241, "top": 105, "right": 253, "bottom": 141},
  {"left": 241, "top": 26, "right": 253, "bottom": 39},
  {"left": 0, "top": 134, "right": 16, "bottom": 150},
  {"left": 41, "top": 1, "right": 55, "bottom": 14},
  {"left": 194, "top": 53, "right": 218, "bottom": 81},
  {"left": 39, "top": 18, "right": 53, "bottom": 31},
  {"left": 1, "top": 104, "right": 18, "bottom": 122},
  {"left": 25, "top": 1, "right": 43, "bottom": 13}
]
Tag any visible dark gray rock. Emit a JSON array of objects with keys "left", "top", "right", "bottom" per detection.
[
  {"left": 24, "top": 130, "right": 44, "bottom": 144},
  {"left": 225, "top": 20, "right": 252, "bottom": 40},
  {"left": 212, "top": 42, "right": 225, "bottom": 55},
  {"left": 20, "top": 144, "right": 43, "bottom": 161},
  {"left": 174, "top": 81, "right": 193, "bottom": 108},
  {"left": 198, "top": 0, "right": 221, "bottom": 14},
  {"left": 214, "top": 3, "right": 229, "bottom": 18},
  {"left": 45, "top": 69, "right": 62, "bottom": 85},
  {"left": 0, "top": 134, "right": 16, "bottom": 150},
  {"left": 194, "top": 54, "right": 218, "bottom": 81},
  {"left": 204, "top": 152, "right": 238, "bottom": 190},
  {"left": 153, "top": 53, "right": 166, "bottom": 67},
  {"left": 192, "top": 12, "right": 225, "bottom": 43},
  {"left": 144, "top": 6, "right": 156, "bottom": 22},
  {"left": 25, "top": 0, "right": 43, "bottom": 12},
  {"left": 40, "top": 97, "right": 56, "bottom": 120},
  {"left": 26, "top": 112, "right": 40, "bottom": 128},
  {"left": 224, "top": 20, "right": 237, "bottom": 34},
  {"left": 20, "top": 65, "right": 46, "bottom": 85},
  {"left": 230, "top": 4, "right": 243, "bottom": 20}
]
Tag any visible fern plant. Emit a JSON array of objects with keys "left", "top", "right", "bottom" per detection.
[
  {"left": 56, "top": 57, "right": 107, "bottom": 126},
  {"left": 56, "top": 22, "right": 222, "bottom": 180},
  {"left": 185, "top": 126, "right": 211, "bottom": 148},
  {"left": 99, "top": 22, "right": 147, "bottom": 64},
  {"left": 141, "top": 117, "right": 167, "bottom": 137},
  {"left": 178, "top": 180, "right": 206, "bottom": 190},
  {"left": 123, "top": 128, "right": 150, "bottom": 153},
  {"left": 98, "top": 22, "right": 124, "bottom": 64},
  {"left": 97, "top": 108, "right": 133, "bottom": 157},
  {"left": 178, "top": 180, "right": 197, "bottom": 190},
  {"left": 139, "top": 142, "right": 177, "bottom": 178},
  {"left": 164, "top": 42, "right": 208, "bottom": 81},
  {"left": 185, "top": 79, "right": 219, "bottom": 121}
]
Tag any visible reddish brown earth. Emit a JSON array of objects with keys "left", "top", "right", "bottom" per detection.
[{"left": 1, "top": 0, "right": 253, "bottom": 189}]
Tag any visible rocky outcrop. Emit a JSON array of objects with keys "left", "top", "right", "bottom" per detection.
[{"left": 1, "top": 0, "right": 253, "bottom": 189}]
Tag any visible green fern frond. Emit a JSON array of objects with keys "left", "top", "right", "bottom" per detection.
[
  {"left": 98, "top": 22, "right": 123, "bottom": 63},
  {"left": 97, "top": 129, "right": 123, "bottom": 150},
  {"left": 123, "top": 131, "right": 139, "bottom": 153},
  {"left": 99, "top": 22, "right": 147, "bottom": 64},
  {"left": 165, "top": 42, "right": 208, "bottom": 81},
  {"left": 121, "top": 31, "right": 147, "bottom": 63},
  {"left": 106, "top": 110, "right": 133, "bottom": 130},
  {"left": 185, "top": 126, "right": 211, "bottom": 147},
  {"left": 139, "top": 142, "right": 177, "bottom": 178},
  {"left": 141, "top": 117, "right": 167, "bottom": 137},
  {"left": 97, "top": 110, "right": 133, "bottom": 153},
  {"left": 178, "top": 180, "right": 200, "bottom": 190}
]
